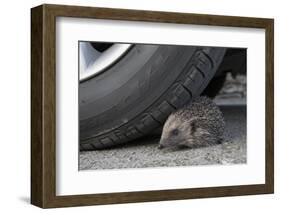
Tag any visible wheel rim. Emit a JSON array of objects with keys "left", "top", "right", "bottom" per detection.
[{"left": 79, "top": 42, "right": 132, "bottom": 81}]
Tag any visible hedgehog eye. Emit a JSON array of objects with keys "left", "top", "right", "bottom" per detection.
[{"left": 171, "top": 129, "right": 179, "bottom": 136}]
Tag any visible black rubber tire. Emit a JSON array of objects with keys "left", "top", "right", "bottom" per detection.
[{"left": 80, "top": 44, "right": 226, "bottom": 150}]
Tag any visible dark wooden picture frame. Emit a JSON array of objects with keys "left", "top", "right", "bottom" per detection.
[{"left": 31, "top": 4, "right": 274, "bottom": 208}]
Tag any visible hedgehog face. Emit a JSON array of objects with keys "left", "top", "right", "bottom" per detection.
[{"left": 159, "top": 114, "right": 199, "bottom": 149}]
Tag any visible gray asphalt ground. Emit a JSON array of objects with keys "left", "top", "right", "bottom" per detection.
[{"left": 79, "top": 105, "right": 246, "bottom": 170}]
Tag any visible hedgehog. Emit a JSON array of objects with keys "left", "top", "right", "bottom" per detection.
[{"left": 158, "top": 96, "right": 225, "bottom": 149}]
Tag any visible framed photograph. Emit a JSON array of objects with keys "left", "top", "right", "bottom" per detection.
[{"left": 31, "top": 4, "right": 274, "bottom": 208}]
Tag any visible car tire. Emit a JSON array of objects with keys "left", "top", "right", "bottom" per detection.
[{"left": 80, "top": 44, "right": 226, "bottom": 150}]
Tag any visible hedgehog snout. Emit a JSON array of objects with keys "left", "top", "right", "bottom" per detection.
[
  {"left": 159, "top": 137, "right": 170, "bottom": 149},
  {"left": 158, "top": 144, "right": 164, "bottom": 149}
]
